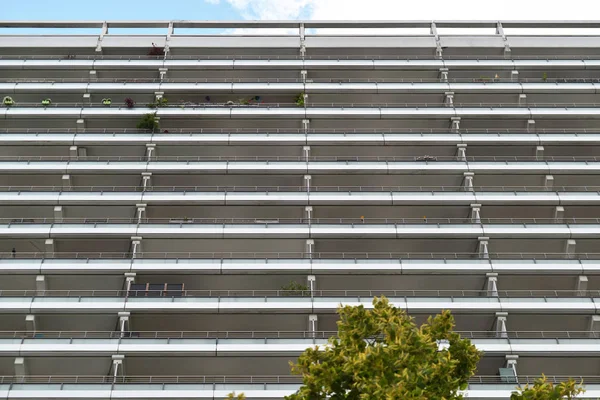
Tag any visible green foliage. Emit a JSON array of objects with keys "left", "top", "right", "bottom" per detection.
[
  {"left": 146, "top": 97, "right": 168, "bottom": 108},
  {"left": 511, "top": 375, "right": 584, "bottom": 400},
  {"left": 280, "top": 281, "right": 309, "bottom": 296},
  {"left": 41, "top": 98, "right": 52, "bottom": 106},
  {"left": 295, "top": 93, "right": 305, "bottom": 107},
  {"left": 225, "top": 393, "right": 246, "bottom": 400},
  {"left": 3, "top": 96, "right": 14, "bottom": 106},
  {"left": 102, "top": 98, "right": 112, "bottom": 106},
  {"left": 286, "top": 296, "right": 481, "bottom": 400},
  {"left": 136, "top": 113, "right": 159, "bottom": 132},
  {"left": 542, "top": 72, "right": 548, "bottom": 82}
]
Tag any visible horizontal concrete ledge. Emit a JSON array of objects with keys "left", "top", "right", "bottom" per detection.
[
  {"left": 3, "top": 132, "right": 600, "bottom": 146},
  {"left": 1, "top": 296, "right": 599, "bottom": 313},
  {"left": 0, "top": 160, "right": 598, "bottom": 174},
  {"left": 3, "top": 59, "right": 600, "bottom": 70},
  {"left": 0, "top": 337, "right": 598, "bottom": 356},
  {"left": 0, "top": 258, "right": 597, "bottom": 275},
  {"left": 2, "top": 82, "right": 600, "bottom": 94},
  {"left": 0, "top": 222, "right": 597, "bottom": 239},
  {"left": 5, "top": 107, "right": 600, "bottom": 119},
  {"left": 1, "top": 191, "right": 600, "bottom": 206}
]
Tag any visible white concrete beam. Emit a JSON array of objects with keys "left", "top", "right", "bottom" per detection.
[
  {"left": 463, "top": 172, "right": 474, "bottom": 192},
  {"left": 470, "top": 203, "right": 481, "bottom": 224},
  {"left": 511, "top": 70, "right": 519, "bottom": 82},
  {"left": 439, "top": 68, "right": 449, "bottom": 83},
  {"left": 303, "top": 175, "right": 311, "bottom": 192},
  {"left": 25, "top": 315, "right": 36, "bottom": 333},
  {"left": 536, "top": 146, "right": 544, "bottom": 161},
  {"left": 141, "top": 172, "right": 152, "bottom": 190},
  {"left": 444, "top": 91, "right": 454, "bottom": 107},
  {"left": 146, "top": 144, "right": 156, "bottom": 160},
  {"left": 486, "top": 272, "right": 498, "bottom": 297},
  {"left": 131, "top": 237, "right": 142, "bottom": 259},
  {"left": 544, "top": 175, "right": 554, "bottom": 191},
  {"left": 495, "top": 312, "right": 508, "bottom": 338},
  {"left": 577, "top": 275, "right": 589, "bottom": 296},
  {"left": 565, "top": 239, "right": 577, "bottom": 259},
  {"left": 305, "top": 206, "right": 313, "bottom": 222},
  {"left": 14, "top": 357, "right": 27, "bottom": 377},
  {"left": 53, "top": 206, "right": 63, "bottom": 223},
  {"left": 136, "top": 204, "right": 146, "bottom": 223},
  {"left": 305, "top": 239, "right": 314, "bottom": 259},
  {"left": 554, "top": 206, "right": 564, "bottom": 223},
  {"left": 478, "top": 236, "right": 490, "bottom": 260},
  {"left": 456, "top": 144, "right": 467, "bottom": 162},
  {"left": 303, "top": 146, "right": 311, "bottom": 161},
  {"left": 35, "top": 275, "right": 46, "bottom": 295},
  {"left": 44, "top": 239, "right": 54, "bottom": 258},
  {"left": 527, "top": 119, "right": 536, "bottom": 133},
  {"left": 451, "top": 117, "right": 461, "bottom": 132}
]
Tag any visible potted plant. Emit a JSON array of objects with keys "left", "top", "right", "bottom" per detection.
[
  {"left": 41, "top": 98, "right": 52, "bottom": 107},
  {"left": 3, "top": 96, "right": 14, "bottom": 107},
  {"left": 124, "top": 97, "right": 135, "bottom": 109},
  {"left": 280, "top": 281, "right": 310, "bottom": 296},
  {"left": 102, "top": 98, "right": 112, "bottom": 106},
  {"left": 295, "top": 92, "right": 306, "bottom": 107},
  {"left": 542, "top": 72, "right": 548, "bottom": 82},
  {"left": 136, "top": 113, "right": 159, "bottom": 132}
]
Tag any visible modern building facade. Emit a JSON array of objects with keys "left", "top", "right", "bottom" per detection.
[{"left": 1, "top": 20, "right": 600, "bottom": 399}]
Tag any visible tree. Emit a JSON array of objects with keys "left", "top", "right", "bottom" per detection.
[
  {"left": 225, "top": 392, "right": 246, "bottom": 400},
  {"left": 511, "top": 376, "right": 584, "bottom": 400},
  {"left": 286, "top": 296, "right": 481, "bottom": 400}
]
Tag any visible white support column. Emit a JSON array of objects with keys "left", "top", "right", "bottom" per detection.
[
  {"left": 124, "top": 272, "right": 136, "bottom": 292},
  {"left": 565, "top": 239, "right": 576, "bottom": 259},
  {"left": 159, "top": 68, "right": 168, "bottom": 81},
  {"left": 485, "top": 272, "right": 498, "bottom": 297},
  {"left": 89, "top": 70, "right": 97, "bottom": 81},
  {"left": 577, "top": 275, "right": 589, "bottom": 296},
  {"left": 53, "top": 206, "right": 63, "bottom": 223},
  {"left": 146, "top": 144, "right": 156, "bottom": 160},
  {"left": 136, "top": 204, "right": 146, "bottom": 223},
  {"left": 35, "top": 275, "right": 46, "bottom": 296},
  {"left": 589, "top": 315, "right": 600, "bottom": 335},
  {"left": 511, "top": 70, "right": 519, "bottom": 82},
  {"left": 431, "top": 22, "right": 442, "bottom": 59},
  {"left": 44, "top": 239, "right": 55, "bottom": 258},
  {"left": 299, "top": 23, "right": 306, "bottom": 58},
  {"left": 544, "top": 175, "right": 554, "bottom": 191},
  {"left": 305, "top": 239, "right": 314, "bottom": 259},
  {"left": 554, "top": 206, "right": 564, "bottom": 223},
  {"left": 308, "top": 314, "right": 318, "bottom": 337},
  {"left": 307, "top": 275, "right": 316, "bottom": 297},
  {"left": 527, "top": 119, "right": 536, "bottom": 133},
  {"left": 131, "top": 237, "right": 142, "bottom": 259},
  {"left": 69, "top": 146, "right": 78, "bottom": 160},
  {"left": 444, "top": 92, "right": 455, "bottom": 107},
  {"left": 535, "top": 146, "right": 544, "bottom": 161},
  {"left": 154, "top": 92, "right": 164, "bottom": 101},
  {"left": 95, "top": 21, "right": 108, "bottom": 52},
  {"left": 118, "top": 311, "right": 130, "bottom": 336},
  {"left": 25, "top": 315, "right": 36, "bottom": 333},
  {"left": 439, "top": 68, "right": 449, "bottom": 83},
  {"left": 478, "top": 237, "right": 490, "bottom": 260},
  {"left": 141, "top": 172, "right": 152, "bottom": 190},
  {"left": 505, "top": 355, "right": 518, "bottom": 375},
  {"left": 495, "top": 312, "right": 508, "bottom": 338},
  {"left": 470, "top": 204, "right": 482, "bottom": 223},
  {"left": 303, "top": 146, "right": 311, "bottom": 161},
  {"left": 69, "top": 145, "right": 87, "bottom": 159},
  {"left": 518, "top": 93, "right": 527, "bottom": 106},
  {"left": 76, "top": 117, "right": 86, "bottom": 131},
  {"left": 300, "top": 70, "right": 308, "bottom": 83},
  {"left": 456, "top": 144, "right": 467, "bottom": 161},
  {"left": 463, "top": 172, "right": 474, "bottom": 192},
  {"left": 14, "top": 357, "right": 28, "bottom": 378},
  {"left": 497, "top": 22, "right": 511, "bottom": 58},
  {"left": 302, "top": 119, "right": 310, "bottom": 133},
  {"left": 61, "top": 174, "right": 72, "bottom": 191},
  {"left": 303, "top": 175, "right": 312, "bottom": 193},
  {"left": 450, "top": 117, "right": 461, "bottom": 132},
  {"left": 305, "top": 206, "right": 313, "bottom": 223},
  {"left": 111, "top": 355, "right": 125, "bottom": 380}
]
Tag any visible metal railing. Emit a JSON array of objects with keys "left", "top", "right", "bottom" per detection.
[
  {"left": 0, "top": 155, "right": 598, "bottom": 162},
  {"left": 1, "top": 217, "right": 600, "bottom": 225},
  {"left": 1, "top": 127, "right": 600, "bottom": 134},
  {"left": 8, "top": 101, "right": 600, "bottom": 108},
  {"left": 0, "top": 251, "right": 598, "bottom": 260},
  {"left": 3, "top": 77, "right": 600, "bottom": 84},
  {"left": 0, "top": 330, "right": 598, "bottom": 340},
  {"left": 1, "top": 289, "right": 600, "bottom": 297},
  {"left": 0, "top": 374, "right": 592, "bottom": 385},
  {"left": 0, "top": 185, "right": 599, "bottom": 193}
]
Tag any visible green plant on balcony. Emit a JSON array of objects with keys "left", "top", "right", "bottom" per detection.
[
  {"left": 147, "top": 97, "right": 168, "bottom": 108},
  {"left": 102, "top": 98, "right": 112, "bottom": 106},
  {"left": 280, "top": 281, "right": 309, "bottom": 297},
  {"left": 136, "top": 113, "right": 159, "bottom": 132},
  {"left": 41, "top": 98, "right": 52, "bottom": 107},
  {"left": 542, "top": 72, "right": 548, "bottom": 82},
  {"left": 295, "top": 92, "right": 306, "bottom": 107},
  {"left": 225, "top": 393, "right": 246, "bottom": 400},
  {"left": 3, "top": 96, "right": 14, "bottom": 107}
]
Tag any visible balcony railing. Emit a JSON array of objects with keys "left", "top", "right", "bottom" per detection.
[
  {"left": 1, "top": 127, "right": 599, "bottom": 134},
  {"left": 2, "top": 217, "right": 600, "bottom": 224},
  {"left": 0, "top": 185, "right": 599, "bottom": 193},
  {"left": 0, "top": 330, "right": 598, "bottom": 339},
  {"left": 0, "top": 251, "right": 597, "bottom": 260},
  {"left": 0, "top": 374, "right": 592, "bottom": 385},
  {"left": 1, "top": 289, "right": 599, "bottom": 297},
  {"left": 0, "top": 155, "right": 598, "bottom": 162}
]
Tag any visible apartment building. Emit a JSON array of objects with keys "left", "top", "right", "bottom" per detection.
[{"left": 0, "top": 20, "right": 600, "bottom": 399}]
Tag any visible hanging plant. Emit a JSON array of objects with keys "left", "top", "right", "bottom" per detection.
[
  {"left": 41, "top": 98, "right": 52, "bottom": 106},
  {"left": 294, "top": 92, "right": 305, "bottom": 107},
  {"left": 124, "top": 97, "right": 135, "bottom": 109},
  {"left": 102, "top": 98, "right": 112, "bottom": 106},
  {"left": 3, "top": 96, "right": 14, "bottom": 107},
  {"left": 136, "top": 113, "right": 159, "bottom": 132}
]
